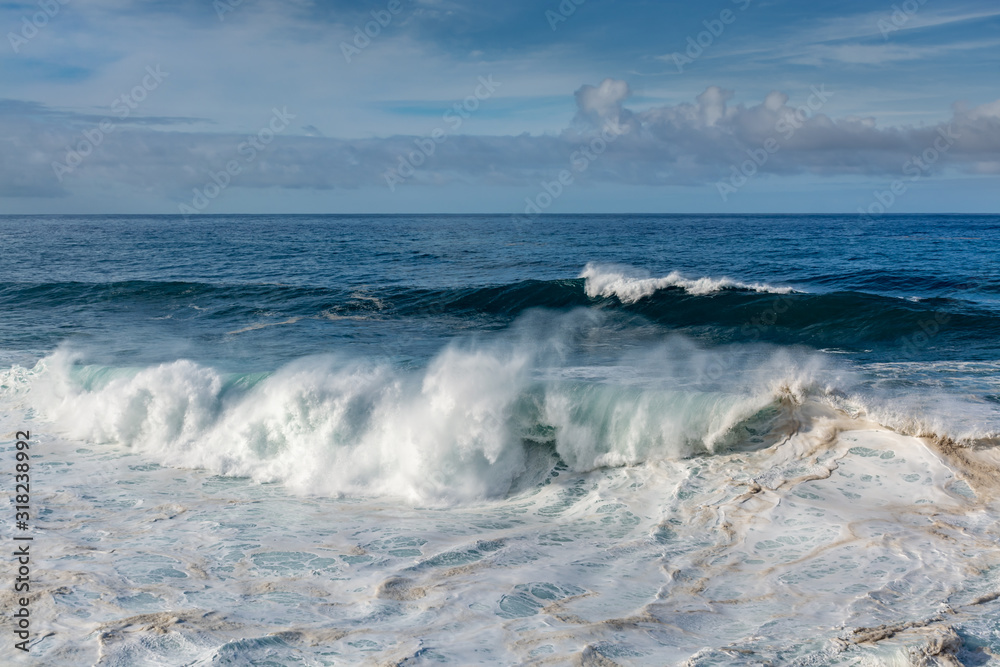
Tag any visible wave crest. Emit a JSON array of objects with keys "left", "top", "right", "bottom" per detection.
[
  {"left": 580, "top": 262, "right": 796, "bottom": 302},
  {"left": 8, "top": 312, "right": 995, "bottom": 505},
  {"left": 8, "top": 335, "right": 822, "bottom": 505}
]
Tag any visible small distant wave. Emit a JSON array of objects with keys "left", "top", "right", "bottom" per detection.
[
  {"left": 580, "top": 263, "right": 797, "bottom": 303},
  {"left": 227, "top": 317, "right": 302, "bottom": 335}
]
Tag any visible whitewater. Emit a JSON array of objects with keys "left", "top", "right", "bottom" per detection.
[{"left": 2, "top": 214, "right": 999, "bottom": 665}]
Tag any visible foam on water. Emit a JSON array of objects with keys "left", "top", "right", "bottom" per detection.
[
  {"left": 6, "top": 396, "right": 1000, "bottom": 665},
  {"left": 580, "top": 262, "right": 798, "bottom": 302},
  {"left": 4, "top": 340, "right": 1000, "bottom": 663}
]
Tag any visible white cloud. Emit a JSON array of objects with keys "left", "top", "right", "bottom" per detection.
[
  {"left": 3, "top": 79, "right": 999, "bottom": 205},
  {"left": 574, "top": 78, "right": 631, "bottom": 129}
]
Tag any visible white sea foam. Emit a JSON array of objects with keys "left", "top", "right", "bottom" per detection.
[
  {"left": 7, "top": 335, "right": 830, "bottom": 506},
  {"left": 580, "top": 262, "right": 797, "bottom": 302},
  {"left": 5, "top": 392, "right": 999, "bottom": 665}
]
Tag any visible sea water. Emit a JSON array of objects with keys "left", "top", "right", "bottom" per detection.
[{"left": 1, "top": 214, "right": 999, "bottom": 665}]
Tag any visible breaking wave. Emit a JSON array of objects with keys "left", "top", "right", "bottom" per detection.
[
  {"left": 5, "top": 324, "right": 840, "bottom": 504},
  {"left": 580, "top": 262, "right": 797, "bottom": 302},
  {"left": 6, "top": 311, "right": 996, "bottom": 505}
]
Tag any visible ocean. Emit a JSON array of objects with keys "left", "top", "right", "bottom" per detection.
[{"left": 2, "top": 214, "right": 999, "bottom": 665}]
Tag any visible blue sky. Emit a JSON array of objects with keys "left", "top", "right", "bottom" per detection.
[{"left": 1, "top": 0, "right": 998, "bottom": 214}]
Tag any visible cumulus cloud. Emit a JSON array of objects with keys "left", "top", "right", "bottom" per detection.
[
  {"left": 573, "top": 78, "right": 633, "bottom": 132},
  {"left": 2, "top": 79, "right": 999, "bottom": 201}
]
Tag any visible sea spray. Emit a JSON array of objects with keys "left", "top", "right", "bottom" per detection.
[{"left": 13, "top": 325, "right": 838, "bottom": 504}]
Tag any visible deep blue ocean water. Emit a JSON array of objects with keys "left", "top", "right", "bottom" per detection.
[{"left": 1, "top": 214, "right": 998, "bottom": 367}]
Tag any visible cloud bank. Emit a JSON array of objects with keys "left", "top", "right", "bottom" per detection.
[{"left": 2, "top": 78, "right": 999, "bottom": 205}]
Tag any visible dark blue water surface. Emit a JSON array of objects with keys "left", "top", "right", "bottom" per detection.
[{"left": 0, "top": 214, "right": 997, "bottom": 374}]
